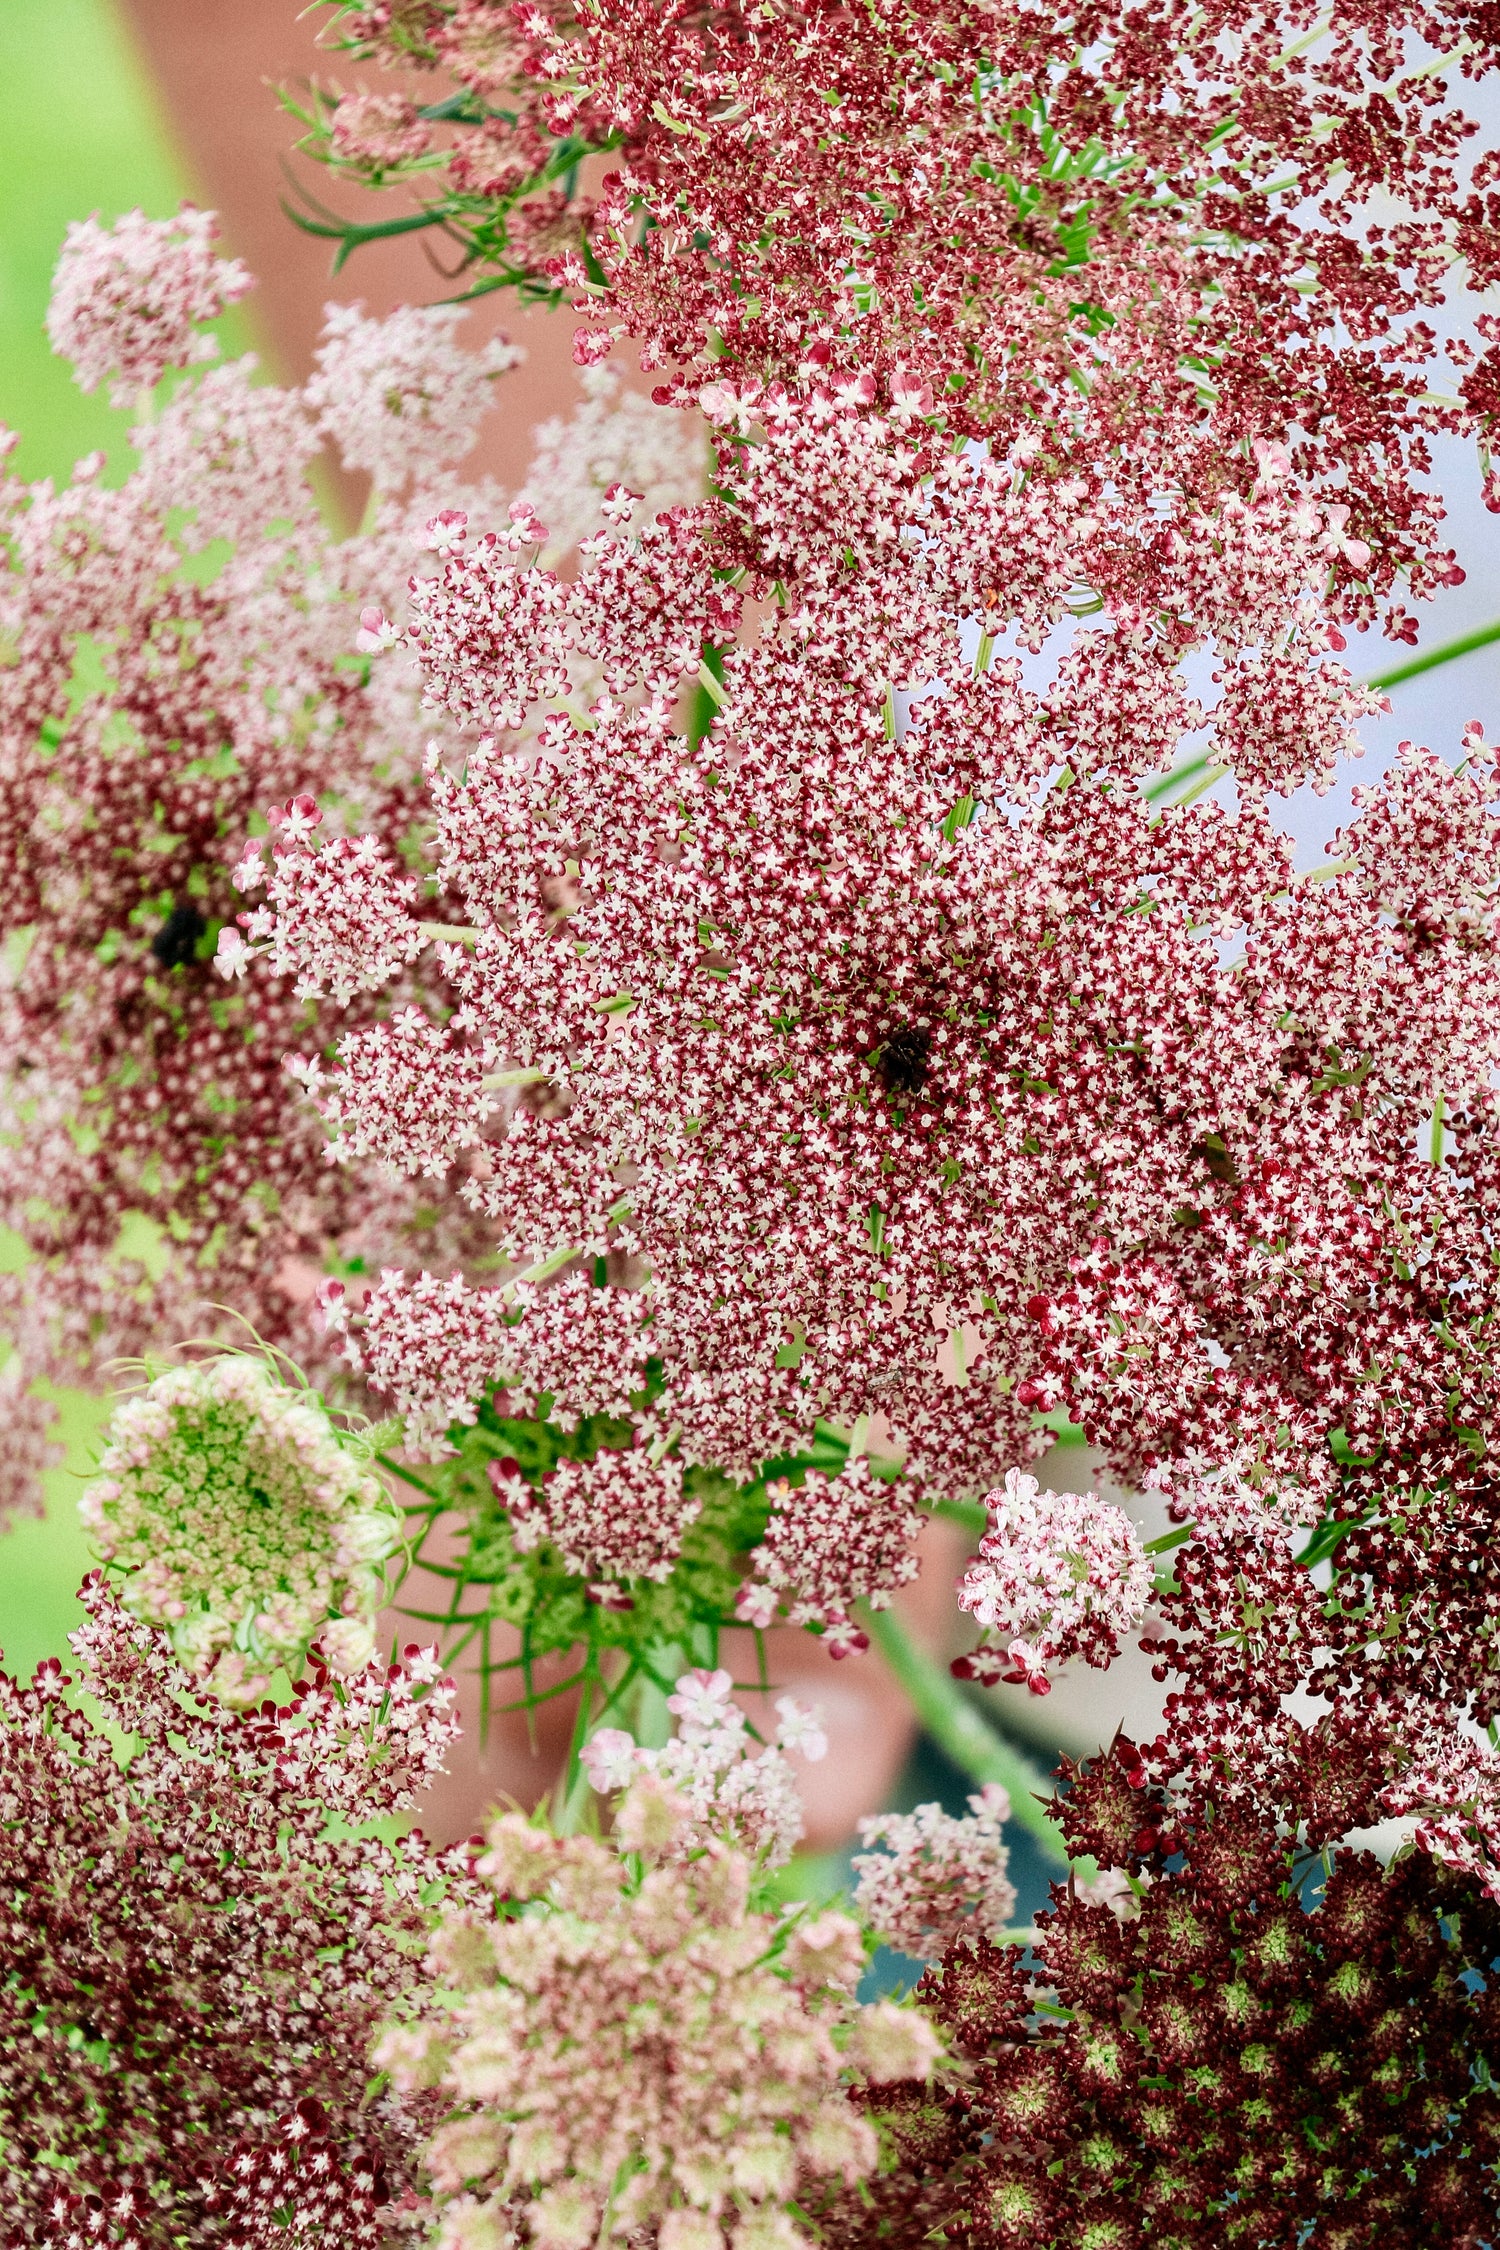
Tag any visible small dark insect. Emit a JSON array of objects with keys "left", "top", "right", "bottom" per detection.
[
  {"left": 1194, "top": 1131, "right": 1240, "bottom": 1186},
  {"left": 150, "top": 904, "right": 207, "bottom": 969},
  {"left": 877, "top": 1024, "right": 932, "bottom": 1095}
]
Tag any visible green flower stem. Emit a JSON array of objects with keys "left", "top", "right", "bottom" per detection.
[
  {"left": 858, "top": 1603, "right": 1069, "bottom": 1864},
  {"left": 376, "top": 1451, "right": 442, "bottom": 1503},
  {"left": 1364, "top": 617, "right": 1500, "bottom": 692},
  {"left": 553, "top": 1654, "right": 602, "bottom": 1833}
]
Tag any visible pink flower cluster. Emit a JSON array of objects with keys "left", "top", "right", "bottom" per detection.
[
  {"left": 737, "top": 1458, "right": 922, "bottom": 1658},
  {"left": 305, "top": 300, "right": 523, "bottom": 494},
  {"left": 953, "top": 1468, "right": 1152, "bottom": 1694},
  {"left": 852, "top": 1784, "right": 1017, "bottom": 1964},
  {"left": 0, "top": 210, "right": 546, "bottom": 1520},
  {"left": 377, "top": 1785, "right": 936, "bottom": 2250},
  {"left": 8, "top": 0, "right": 1500, "bottom": 2225},
  {"left": 17, "top": 18, "right": 1500, "bottom": 2188},
  {"left": 328, "top": 90, "right": 433, "bottom": 173},
  {"left": 582, "top": 1666, "right": 828, "bottom": 1866},
  {"left": 47, "top": 203, "right": 251, "bottom": 403},
  {"left": 493, "top": 1441, "right": 700, "bottom": 1599}
]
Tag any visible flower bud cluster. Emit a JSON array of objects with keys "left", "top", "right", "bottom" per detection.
[
  {"left": 953, "top": 1467, "right": 1152, "bottom": 1695},
  {"left": 80, "top": 1354, "right": 403, "bottom": 1706}
]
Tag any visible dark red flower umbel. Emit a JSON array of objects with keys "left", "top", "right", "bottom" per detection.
[{"left": 826, "top": 1737, "right": 1500, "bottom": 2247}]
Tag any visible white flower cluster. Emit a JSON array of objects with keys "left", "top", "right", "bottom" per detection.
[
  {"left": 853, "top": 1785, "right": 1016, "bottom": 1963},
  {"left": 80, "top": 1354, "right": 403, "bottom": 1707},
  {"left": 305, "top": 300, "right": 523, "bottom": 493},
  {"left": 525, "top": 366, "right": 708, "bottom": 564},
  {"left": 582, "top": 1668, "right": 828, "bottom": 1868}
]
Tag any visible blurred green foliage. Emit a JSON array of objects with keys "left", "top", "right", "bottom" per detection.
[
  {"left": 0, "top": 0, "right": 184, "bottom": 483},
  {"left": 0, "top": 1388, "right": 107, "bottom": 1681}
]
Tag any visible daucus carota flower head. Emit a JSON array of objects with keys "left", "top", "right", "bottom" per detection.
[
  {"left": 853, "top": 1786, "right": 1016, "bottom": 1964},
  {"left": 739, "top": 1458, "right": 922, "bottom": 1658},
  {"left": 305, "top": 300, "right": 523, "bottom": 492},
  {"left": 0, "top": 216, "right": 523, "bottom": 1525},
  {"left": 47, "top": 204, "right": 251, "bottom": 404},
  {"left": 954, "top": 1469, "right": 1152, "bottom": 1694},
  {"left": 498, "top": 1439, "right": 701, "bottom": 1593},
  {"left": 581, "top": 1668, "right": 828, "bottom": 1866},
  {"left": 379, "top": 1786, "right": 934, "bottom": 2250},
  {"left": 888, "top": 1738, "right": 1500, "bottom": 2250},
  {"left": 79, "top": 1354, "right": 403, "bottom": 1706},
  {"left": 252, "top": 374, "right": 1388, "bottom": 1573}
]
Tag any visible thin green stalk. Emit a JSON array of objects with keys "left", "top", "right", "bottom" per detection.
[
  {"left": 495, "top": 1665, "right": 593, "bottom": 1716},
  {"left": 859, "top": 1604, "right": 1068, "bottom": 1863},
  {"left": 591, "top": 1656, "right": 644, "bottom": 1733},
  {"left": 1172, "top": 762, "right": 1229, "bottom": 811},
  {"left": 1143, "top": 749, "right": 1212, "bottom": 802},
  {"left": 553, "top": 1655, "right": 600, "bottom": 1834},
  {"left": 376, "top": 1450, "right": 443, "bottom": 1502},
  {"left": 1364, "top": 618, "right": 1500, "bottom": 692}
]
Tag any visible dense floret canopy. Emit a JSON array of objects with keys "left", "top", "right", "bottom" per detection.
[
  {"left": 0, "top": 1576, "right": 464, "bottom": 2244},
  {"left": 7, "top": 0, "right": 1500, "bottom": 2227},
  {"left": 377, "top": 1781, "right": 937, "bottom": 2250},
  {"left": 307, "top": 0, "right": 1500, "bottom": 634}
]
